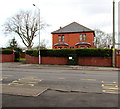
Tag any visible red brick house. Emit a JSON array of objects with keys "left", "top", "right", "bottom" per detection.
[{"left": 51, "top": 22, "right": 95, "bottom": 49}]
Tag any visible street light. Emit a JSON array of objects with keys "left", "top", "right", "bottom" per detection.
[
  {"left": 33, "top": 4, "right": 41, "bottom": 64},
  {"left": 112, "top": 0, "right": 115, "bottom": 67}
]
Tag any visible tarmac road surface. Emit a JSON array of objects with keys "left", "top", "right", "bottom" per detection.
[{"left": 1, "top": 62, "right": 119, "bottom": 108}]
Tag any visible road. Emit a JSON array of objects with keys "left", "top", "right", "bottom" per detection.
[{"left": 1, "top": 63, "right": 119, "bottom": 108}]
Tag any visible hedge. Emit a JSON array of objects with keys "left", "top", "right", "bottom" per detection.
[
  {"left": 26, "top": 48, "right": 112, "bottom": 57},
  {"left": 76, "top": 48, "right": 112, "bottom": 57},
  {"left": 0, "top": 48, "right": 21, "bottom": 62},
  {"left": 0, "top": 49, "right": 13, "bottom": 54}
]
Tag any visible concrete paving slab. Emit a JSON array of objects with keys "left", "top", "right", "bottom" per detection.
[
  {"left": 1, "top": 84, "right": 48, "bottom": 97},
  {"left": 2, "top": 90, "right": 118, "bottom": 107}
]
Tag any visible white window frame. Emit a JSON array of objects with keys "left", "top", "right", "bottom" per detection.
[
  {"left": 80, "top": 34, "right": 86, "bottom": 41},
  {"left": 61, "top": 35, "right": 64, "bottom": 41},
  {"left": 58, "top": 35, "right": 61, "bottom": 41},
  {"left": 83, "top": 34, "right": 86, "bottom": 41},
  {"left": 80, "top": 34, "right": 83, "bottom": 41}
]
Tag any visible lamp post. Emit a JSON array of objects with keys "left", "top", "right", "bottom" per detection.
[
  {"left": 33, "top": 4, "right": 41, "bottom": 64},
  {"left": 112, "top": 0, "right": 115, "bottom": 67}
]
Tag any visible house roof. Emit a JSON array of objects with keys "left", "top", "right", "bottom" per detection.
[
  {"left": 54, "top": 43, "right": 69, "bottom": 46},
  {"left": 51, "top": 22, "right": 94, "bottom": 34}
]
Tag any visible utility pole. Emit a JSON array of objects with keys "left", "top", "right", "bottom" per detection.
[
  {"left": 33, "top": 4, "right": 41, "bottom": 64},
  {"left": 112, "top": 0, "right": 116, "bottom": 67}
]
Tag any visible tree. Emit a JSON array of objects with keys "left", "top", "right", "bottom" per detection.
[
  {"left": 94, "top": 29, "right": 113, "bottom": 48},
  {"left": 33, "top": 39, "right": 49, "bottom": 49},
  {"left": 4, "top": 10, "right": 47, "bottom": 49},
  {"left": 7, "top": 38, "right": 22, "bottom": 53},
  {"left": 9, "top": 37, "right": 18, "bottom": 48}
]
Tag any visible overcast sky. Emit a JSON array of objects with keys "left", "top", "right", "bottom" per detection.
[{"left": 0, "top": 0, "right": 119, "bottom": 48}]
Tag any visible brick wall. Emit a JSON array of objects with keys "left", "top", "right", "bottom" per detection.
[
  {"left": 78, "top": 57, "right": 112, "bottom": 67},
  {"left": 25, "top": 55, "right": 38, "bottom": 64},
  {"left": 25, "top": 55, "right": 68, "bottom": 65},
  {"left": 2, "top": 53, "right": 119, "bottom": 67},
  {"left": 25, "top": 54, "right": 113, "bottom": 67},
  {"left": 20, "top": 53, "right": 25, "bottom": 58},
  {"left": 42, "top": 57, "right": 68, "bottom": 65},
  {"left": 115, "top": 50, "right": 120, "bottom": 67},
  {"left": 0, "top": 54, "right": 15, "bottom": 62}
]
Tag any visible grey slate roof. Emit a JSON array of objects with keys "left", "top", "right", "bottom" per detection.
[{"left": 51, "top": 22, "right": 94, "bottom": 34}]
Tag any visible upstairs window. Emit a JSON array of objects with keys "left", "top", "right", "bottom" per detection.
[
  {"left": 58, "top": 35, "right": 64, "bottom": 42},
  {"left": 61, "top": 35, "right": 64, "bottom": 41},
  {"left": 58, "top": 35, "right": 61, "bottom": 42},
  {"left": 83, "top": 34, "right": 86, "bottom": 41},
  {"left": 80, "top": 34, "right": 86, "bottom": 41},
  {"left": 80, "top": 34, "right": 83, "bottom": 41}
]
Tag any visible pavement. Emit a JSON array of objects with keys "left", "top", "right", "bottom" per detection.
[
  {"left": 2, "top": 62, "right": 119, "bottom": 71},
  {"left": 2, "top": 90, "right": 118, "bottom": 108}
]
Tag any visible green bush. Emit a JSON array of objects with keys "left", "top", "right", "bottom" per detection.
[
  {"left": 6, "top": 47, "right": 22, "bottom": 53},
  {"left": 1, "top": 48, "right": 22, "bottom": 61},
  {"left": 76, "top": 48, "right": 112, "bottom": 57},
  {"left": 26, "top": 48, "right": 112, "bottom": 57},
  {"left": 26, "top": 50, "right": 39, "bottom": 57},
  {"left": 0, "top": 49, "right": 13, "bottom": 54}
]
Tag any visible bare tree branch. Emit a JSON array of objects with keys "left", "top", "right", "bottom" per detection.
[
  {"left": 94, "top": 29, "right": 113, "bottom": 48},
  {"left": 3, "top": 10, "right": 48, "bottom": 49}
]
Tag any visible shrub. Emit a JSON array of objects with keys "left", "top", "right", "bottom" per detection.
[
  {"left": 6, "top": 47, "right": 22, "bottom": 53},
  {"left": 26, "top": 48, "right": 112, "bottom": 57},
  {"left": 76, "top": 48, "right": 112, "bottom": 57},
  {"left": 0, "top": 49, "right": 13, "bottom": 54},
  {"left": 1, "top": 48, "right": 22, "bottom": 61},
  {"left": 26, "top": 50, "right": 39, "bottom": 57}
]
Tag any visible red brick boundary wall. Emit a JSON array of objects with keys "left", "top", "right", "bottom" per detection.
[
  {"left": 25, "top": 55, "right": 38, "bottom": 64},
  {"left": 0, "top": 54, "right": 15, "bottom": 62},
  {"left": 25, "top": 54, "right": 113, "bottom": 67},
  {"left": 25, "top": 55, "right": 68, "bottom": 65},
  {"left": 42, "top": 57, "right": 68, "bottom": 65},
  {"left": 78, "top": 57, "right": 112, "bottom": 67},
  {"left": 20, "top": 53, "right": 25, "bottom": 58},
  {"left": 115, "top": 50, "right": 120, "bottom": 67},
  {"left": 1, "top": 53, "right": 119, "bottom": 67}
]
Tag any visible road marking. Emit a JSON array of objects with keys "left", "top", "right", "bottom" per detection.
[
  {"left": 101, "top": 81, "right": 119, "bottom": 94},
  {"left": 8, "top": 76, "right": 42, "bottom": 87},
  {"left": 0, "top": 75, "right": 13, "bottom": 82},
  {"left": 58, "top": 77, "right": 65, "bottom": 80},
  {"left": 102, "top": 84, "right": 118, "bottom": 86},
  {"left": 2, "top": 84, "right": 48, "bottom": 97},
  {"left": 80, "top": 78, "right": 96, "bottom": 81},
  {"left": 102, "top": 90, "right": 118, "bottom": 94},
  {"left": 101, "top": 81, "right": 117, "bottom": 83}
]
